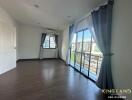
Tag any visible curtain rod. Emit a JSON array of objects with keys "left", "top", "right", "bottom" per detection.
[{"left": 73, "top": 0, "right": 113, "bottom": 25}]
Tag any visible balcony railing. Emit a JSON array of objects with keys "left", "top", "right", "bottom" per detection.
[
  {"left": 81, "top": 52, "right": 103, "bottom": 75},
  {"left": 70, "top": 51, "right": 103, "bottom": 77}
]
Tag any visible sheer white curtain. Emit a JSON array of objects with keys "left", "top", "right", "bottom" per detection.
[
  {"left": 73, "top": 15, "right": 100, "bottom": 52},
  {"left": 39, "top": 33, "right": 47, "bottom": 59},
  {"left": 66, "top": 24, "right": 75, "bottom": 64},
  {"left": 73, "top": 15, "right": 95, "bottom": 37},
  {"left": 66, "top": 15, "right": 95, "bottom": 65}
]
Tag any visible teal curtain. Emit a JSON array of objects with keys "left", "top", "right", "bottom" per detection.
[
  {"left": 55, "top": 35, "right": 58, "bottom": 48},
  {"left": 91, "top": 0, "right": 114, "bottom": 89},
  {"left": 55, "top": 35, "right": 59, "bottom": 58},
  {"left": 39, "top": 33, "right": 46, "bottom": 59}
]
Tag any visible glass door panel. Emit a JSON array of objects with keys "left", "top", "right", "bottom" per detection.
[
  {"left": 83, "top": 30, "right": 91, "bottom": 53},
  {"left": 70, "top": 52, "right": 75, "bottom": 66},
  {"left": 75, "top": 31, "right": 83, "bottom": 70},
  {"left": 75, "top": 52, "right": 81, "bottom": 70},
  {"left": 81, "top": 53, "right": 90, "bottom": 76},
  {"left": 76, "top": 31, "right": 83, "bottom": 52},
  {"left": 81, "top": 30, "right": 92, "bottom": 76}
]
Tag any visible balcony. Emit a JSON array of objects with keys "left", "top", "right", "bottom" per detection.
[{"left": 70, "top": 51, "right": 103, "bottom": 81}]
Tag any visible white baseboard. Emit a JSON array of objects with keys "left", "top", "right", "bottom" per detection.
[{"left": 0, "top": 66, "right": 16, "bottom": 75}]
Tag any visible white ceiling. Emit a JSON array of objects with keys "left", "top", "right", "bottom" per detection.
[{"left": 0, "top": 0, "right": 105, "bottom": 30}]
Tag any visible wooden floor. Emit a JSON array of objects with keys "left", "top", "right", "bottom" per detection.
[{"left": 0, "top": 59, "right": 106, "bottom": 100}]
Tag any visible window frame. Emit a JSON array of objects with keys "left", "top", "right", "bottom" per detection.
[{"left": 43, "top": 35, "right": 56, "bottom": 49}]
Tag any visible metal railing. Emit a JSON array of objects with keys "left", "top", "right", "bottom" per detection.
[
  {"left": 81, "top": 52, "right": 103, "bottom": 75},
  {"left": 70, "top": 51, "right": 103, "bottom": 76}
]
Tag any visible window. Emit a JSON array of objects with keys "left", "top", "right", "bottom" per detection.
[
  {"left": 43, "top": 35, "right": 56, "bottom": 48},
  {"left": 70, "top": 29, "right": 103, "bottom": 81}
]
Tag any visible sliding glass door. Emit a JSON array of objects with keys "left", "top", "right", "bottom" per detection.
[
  {"left": 70, "top": 29, "right": 103, "bottom": 81},
  {"left": 81, "top": 30, "right": 92, "bottom": 76}
]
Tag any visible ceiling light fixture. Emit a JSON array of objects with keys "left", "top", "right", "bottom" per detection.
[
  {"left": 67, "top": 16, "right": 71, "bottom": 18},
  {"left": 34, "top": 4, "right": 39, "bottom": 8}
]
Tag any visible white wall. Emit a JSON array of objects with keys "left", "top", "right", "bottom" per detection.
[
  {"left": 60, "top": 26, "right": 69, "bottom": 61},
  {"left": 0, "top": 6, "right": 17, "bottom": 74},
  {"left": 111, "top": 0, "right": 132, "bottom": 99},
  {"left": 17, "top": 24, "right": 43, "bottom": 59},
  {"left": 43, "top": 49, "right": 58, "bottom": 58},
  {"left": 58, "top": 32, "right": 63, "bottom": 58},
  {"left": 17, "top": 24, "right": 61, "bottom": 59}
]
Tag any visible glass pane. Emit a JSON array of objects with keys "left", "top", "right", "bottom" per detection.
[
  {"left": 90, "top": 55, "right": 98, "bottom": 75},
  {"left": 70, "top": 51, "right": 75, "bottom": 66},
  {"left": 81, "top": 30, "right": 91, "bottom": 76},
  {"left": 50, "top": 36, "right": 56, "bottom": 48},
  {"left": 83, "top": 30, "right": 91, "bottom": 53},
  {"left": 76, "top": 31, "right": 83, "bottom": 52},
  {"left": 81, "top": 53, "right": 90, "bottom": 76},
  {"left": 43, "top": 35, "right": 50, "bottom": 48},
  {"left": 75, "top": 31, "right": 83, "bottom": 70},
  {"left": 75, "top": 52, "right": 81, "bottom": 70}
]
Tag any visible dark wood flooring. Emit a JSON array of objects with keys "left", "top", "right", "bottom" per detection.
[{"left": 0, "top": 59, "right": 106, "bottom": 100}]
